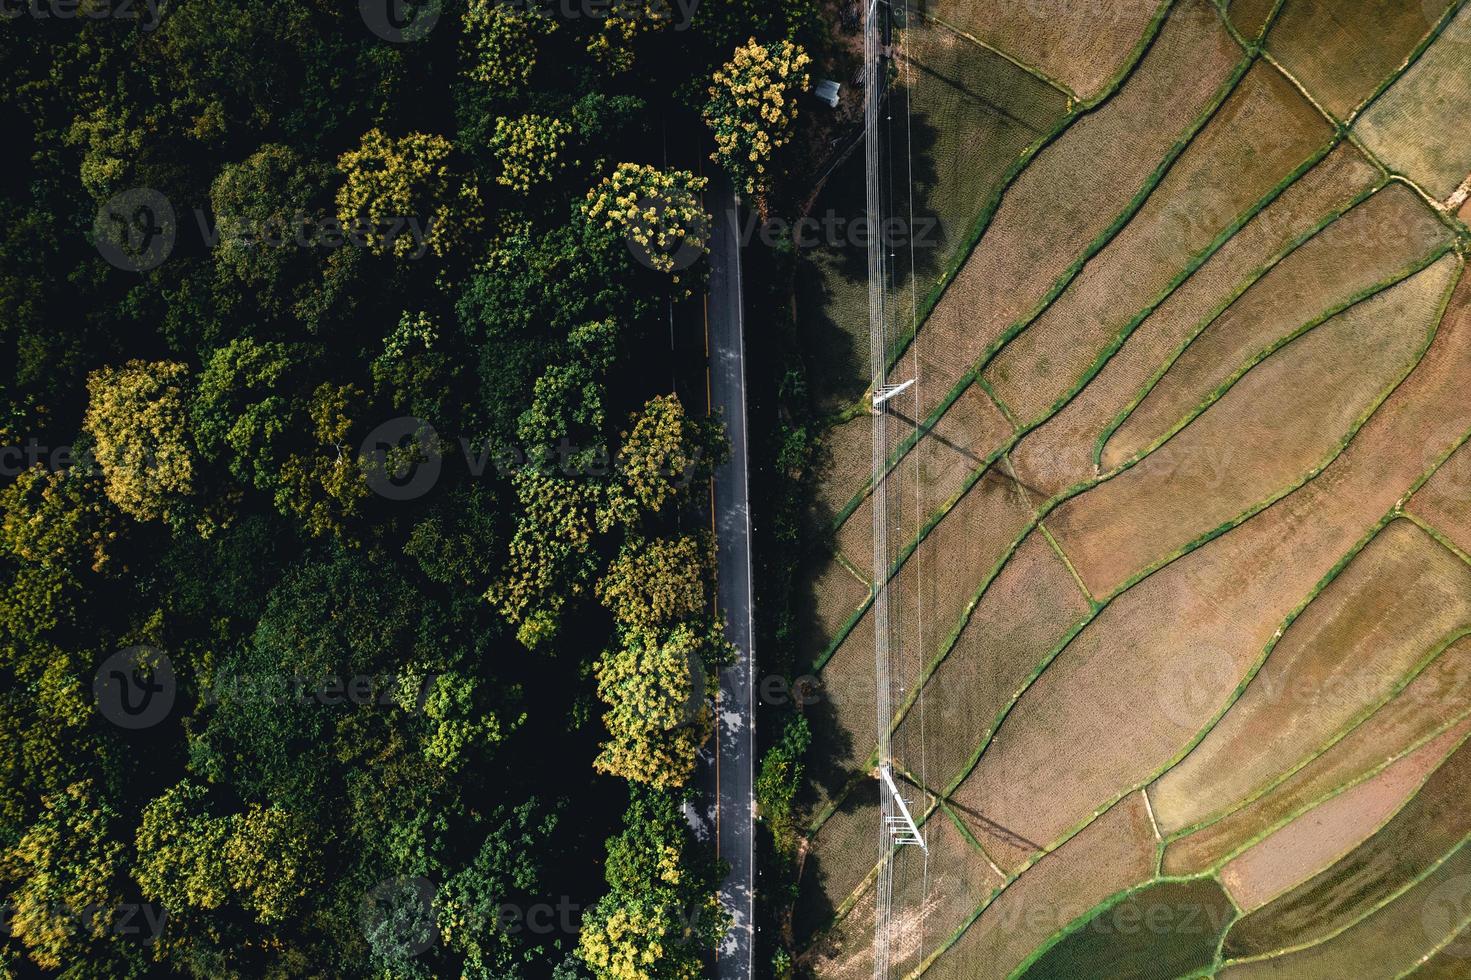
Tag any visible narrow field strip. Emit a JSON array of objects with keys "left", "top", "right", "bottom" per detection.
[
  {"left": 798, "top": 9, "right": 1471, "bottom": 975},
  {"left": 914, "top": 494, "right": 1471, "bottom": 978},
  {"left": 1159, "top": 630, "right": 1471, "bottom": 872},
  {"left": 1012, "top": 141, "right": 1382, "bottom": 498},
  {"left": 830, "top": 50, "right": 1360, "bottom": 543},
  {"left": 1220, "top": 811, "right": 1471, "bottom": 969},
  {"left": 1051, "top": 256, "right": 1456, "bottom": 598},
  {"left": 809, "top": 135, "right": 1379, "bottom": 678},
  {"left": 1215, "top": 717, "right": 1471, "bottom": 913},
  {"left": 1100, "top": 186, "right": 1456, "bottom": 473},
  {"left": 910, "top": 3, "right": 1248, "bottom": 424}
]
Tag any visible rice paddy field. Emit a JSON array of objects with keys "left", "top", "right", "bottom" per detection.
[{"left": 791, "top": 0, "right": 1471, "bottom": 976}]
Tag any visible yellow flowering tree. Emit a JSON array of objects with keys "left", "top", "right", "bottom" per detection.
[
  {"left": 83, "top": 359, "right": 195, "bottom": 523},
  {"left": 576, "top": 791, "right": 728, "bottom": 978},
  {"left": 703, "top": 38, "right": 812, "bottom": 199},
  {"left": 591, "top": 625, "right": 713, "bottom": 790},
  {"left": 461, "top": 0, "right": 555, "bottom": 93},
  {"left": 590, "top": 534, "right": 730, "bottom": 790},
  {"left": 335, "top": 129, "right": 482, "bottom": 259},
  {"left": 490, "top": 114, "right": 573, "bottom": 192},
  {"left": 617, "top": 394, "right": 722, "bottom": 514},
  {"left": 2, "top": 781, "right": 127, "bottom": 971},
  {"left": 582, "top": 163, "right": 709, "bottom": 277},
  {"left": 586, "top": 0, "right": 677, "bottom": 73}
]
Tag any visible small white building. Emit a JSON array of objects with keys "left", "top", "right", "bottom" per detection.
[{"left": 814, "top": 79, "right": 842, "bottom": 108}]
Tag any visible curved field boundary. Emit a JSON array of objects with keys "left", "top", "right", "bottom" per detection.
[
  {"left": 1346, "top": 0, "right": 1471, "bottom": 128},
  {"left": 982, "top": 258, "right": 1463, "bottom": 791},
  {"left": 1399, "top": 911, "right": 1471, "bottom": 979},
  {"left": 1156, "top": 451, "right": 1471, "bottom": 841},
  {"left": 1220, "top": 827, "right": 1471, "bottom": 968},
  {"left": 806, "top": 254, "right": 1460, "bottom": 857},
  {"left": 816, "top": 0, "right": 1210, "bottom": 445},
  {"left": 876, "top": 0, "right": 1182, "bottom": 377},
  {"left": 815, "top": 246, "right": 1455, "bottom": 688},
  {"left": 805, "top": 256, "right": 1458, "bottom": 853},
  {"left": 887, "top": 262, "right": 1466, "bottom": 975},
  {"left": 1089, "top": 178, "right": 1392, "bottom": 466},
  {"left": 810, "top": 121, "right": 1368, "bottom": 677},
  {"left": 907, "top": 8, "right": 1077, "bottom": 102},
  {"left": 1160, "top": 625, "right": 1471, "bottom": 853},
  {"left": 1179, "top": 664, "right": 1471, "bottom": 877},
  {"left": 1098, "top": 242, "right": 1456, "bottom": 475},
  {"left": 805, "top": 12, "right": 1471, "bottom": 977},
  {"left": 1149, "top": 422, "right": 1471, "bottom": 846},
  {"left": 1004, "top": 873, "right": 1241, "bottom": 980}
]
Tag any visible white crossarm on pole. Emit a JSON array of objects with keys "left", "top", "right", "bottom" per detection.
[
  {"left": 879, "top": 765, "right": 928, "bottom": 852},
  {"left": 871, "top": 378, "right": 916, "bottom": 411}
]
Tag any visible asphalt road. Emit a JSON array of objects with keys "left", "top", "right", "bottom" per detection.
[{"left": 706, "top": 171, "right": 755, "bottom": 980}]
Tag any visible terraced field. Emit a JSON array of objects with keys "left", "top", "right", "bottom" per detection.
[{"left": 793, "top": 0, "right": 1471, "bottom": 976}]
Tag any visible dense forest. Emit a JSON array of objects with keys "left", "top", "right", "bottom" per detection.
[{"left": 0, "top": 1, "right": 823, "bottom": 975}]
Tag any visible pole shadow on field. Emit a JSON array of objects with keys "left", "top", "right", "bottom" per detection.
[{"left": 945, "top": 798, "right": 1044, "bottom": 852}]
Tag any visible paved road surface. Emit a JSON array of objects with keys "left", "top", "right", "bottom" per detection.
[{"left": 706, "top": 171, "right": 755, "bottom": 980}]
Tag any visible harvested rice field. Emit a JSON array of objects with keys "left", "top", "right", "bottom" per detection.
[
  {"left": 789, "top": 1, "right": 1471, "bottom": 975},
  {"left": 1355, "top": 1, "right": 1471, "bottom": 200},
  {"left": 1263, "top": 0, "right": 1450, "bottom": 120}
]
